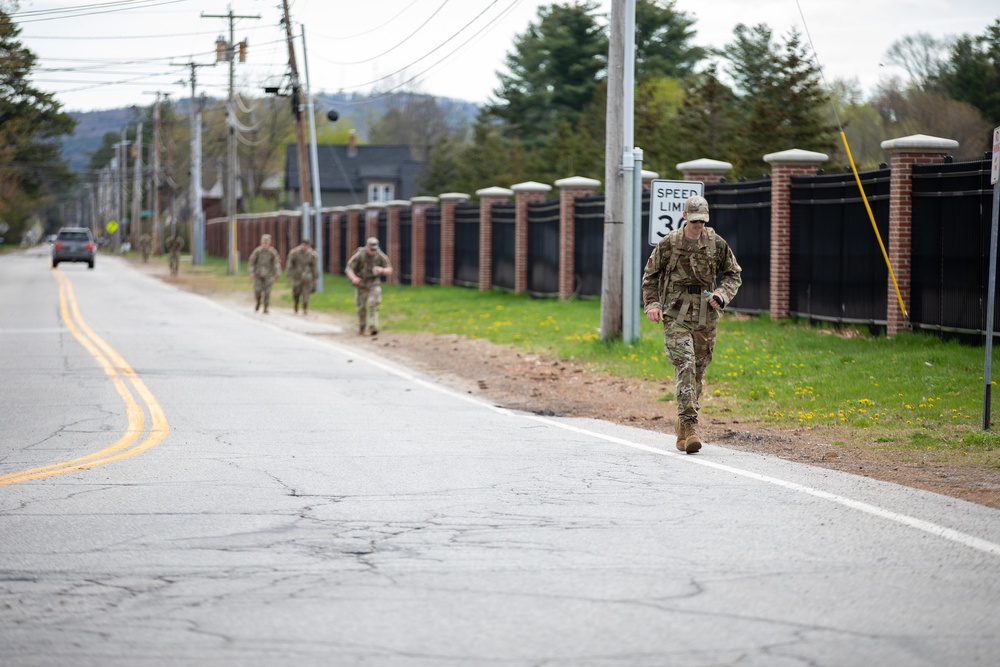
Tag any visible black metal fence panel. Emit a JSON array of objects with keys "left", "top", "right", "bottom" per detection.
[
  {"left": 376, "top": 211, "right": 387, "bottom": 251},
  {"left": 398, "top": 209, "right": 412, "bottom": 285},
  {"left": 708, "top": 179, "right": 772, "bottom": 313},
  {"left": 455, "top": 203, "right": 480, "bottom": 287},
  {"left": 911, "top": 157, "right": 995, "bottom": 339},
  {"left": 492, "top": 204, "right": 516, "bottom": 290},
  {"left": 574, "top": 196, "right": 604, "bottom": 297},
  {"left": 528, "top": 199, "right": 560, "bottom": 295},
  {"left": 425, "top": 208, "right": 441, "bottom": 284},
  {"left": 354, "top": 215, "right": 365, "bottom": 252},
  {"left": 789, "top": 169, "right": 890, "bottom": 325},
  {"left": 339, "top": 216, "right": 348, "bottom": 270}
]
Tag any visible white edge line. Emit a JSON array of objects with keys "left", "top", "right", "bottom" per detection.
[{"left": 181, "top": 283, "right": 1000, "bottom": 559}]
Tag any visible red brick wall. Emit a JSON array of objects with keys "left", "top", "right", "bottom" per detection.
[
  {"left": 558, "top": 188, "right": 595, "bottom": 299},
  {"left": 515, "top": 192, "right": 547, "bottom": 294},
  {"left": 440, "top": 200, "right": 457, "bottom": 286}
]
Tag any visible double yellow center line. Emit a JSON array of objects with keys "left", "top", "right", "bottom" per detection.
[{"left": 0, "top": 270, "right": 169, "bottom": 486}]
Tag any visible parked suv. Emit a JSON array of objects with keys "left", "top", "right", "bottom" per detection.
[{"left": 52, "top": 227, "right": 96, "bottom": 269}]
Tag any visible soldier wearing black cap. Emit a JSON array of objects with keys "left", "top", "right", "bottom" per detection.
[
  {"left": 346, "top": 237, "right": 392, "bottom": 335},
  {"left": 641, "top": 195, "right": 742, "bottom": 454}
]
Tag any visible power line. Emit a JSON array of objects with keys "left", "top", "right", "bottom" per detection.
[{"left": 12, "top": 0, "right": 191, "bottom": 23}]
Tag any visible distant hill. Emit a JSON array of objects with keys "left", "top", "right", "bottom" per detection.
[{"left": 60, "top": 92, "right": 481, "bottom": 174}]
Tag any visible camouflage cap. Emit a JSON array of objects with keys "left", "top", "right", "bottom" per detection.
[
  {"left": 684, "top": 195, "right": 710, "bottom": 222},
  {"left": 366, "top": 237, "right": 380, "bottom": 249}
]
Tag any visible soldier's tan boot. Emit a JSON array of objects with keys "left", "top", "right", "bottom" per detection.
[
  {"left": 294, "top": 298, "right": 299, "bottom": 313},
  {"left": 675, "top": 419, "right": 687, "bottom": 451},
  {"left": 684, "top": 423, "right": 702, "bottom": 454},
  {"left": 255, "top": 296, "right": 261, "bottom": 312}
]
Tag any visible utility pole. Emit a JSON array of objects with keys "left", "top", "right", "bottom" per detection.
[
  {"left": 131, "top": 121, "right": 143, "bottom": 253},
  {"left": 203, "top": 5, "right": 259, "bottom": 274},
  {"left": 173, "top": 60, "right": 214, "bottom": 265},
  {"left": 302, "top": 24, "right": 323, "bottom": 289},
  {"left": 281, "top": 0, "right": 312, "bottom": 226},
  {"left": 153, "top": 94, "right": 162, "bottom": 253},
  {"left": 601, "top": 0, "right": 626, "bottom": 341}
]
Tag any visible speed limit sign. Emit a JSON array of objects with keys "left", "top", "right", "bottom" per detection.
[{"left": 648, "top": 180, "right": 704, "bottom": 246}]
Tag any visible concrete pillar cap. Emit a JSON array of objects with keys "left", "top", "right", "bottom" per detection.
[
  {"left": 410, "top": 196, "right": 440, "bottom": 205},
  {"left": 763, "top": 148, "right": 829, "bottom": 165},
  {"left": 554, "top": 176, "right": 601, "bottom": 189},
  {"left": 676, "top": 158, "right": 733, "bottom": 172},
  {"left": 346, "top": 204, "right": 365, "bottom": 211},
  {"left": 329, "top": 206, "right": 348, "bottom": 213},
  {"left": 384, "top": 200, "right": 411, "bottom": 208},
  {"left": 439, "top": 192, "right": 471, "bottom": 202},
  {"left": 511, "top": 181, "right": 553, "bottom": 193},
  {"left": 475, "top": 186, "right": 514, "bottom": 198},
  {"left": 641, "top": 169, "right": 660, "bottom": 179},
  {"left": 880, "top": 134, "right": 959, "bottom": 153},
  {"left": 364, "top": 202, "right": 387, "bottom": 210}
]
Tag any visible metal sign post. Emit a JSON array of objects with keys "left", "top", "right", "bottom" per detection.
[{"left": 983, "top": 126, "right": 1000, "bottom": 430}]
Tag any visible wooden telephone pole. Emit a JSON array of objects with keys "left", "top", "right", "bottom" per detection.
[{"left": 281, "top": 0, "right": 312, "bottom": 218}]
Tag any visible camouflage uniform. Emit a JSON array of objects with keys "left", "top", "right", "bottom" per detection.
[
  {"left": 165, "top": 234, "right": 184, "bottom": 276},
  {"left": 139, "top": 233, "right": 151, "bottom": 263},
  {"left": 641, "top": 197, "right": 741, "bottom": 446},
  {"left": 287, "top": 242, "right": 319, "bottom": 314},
  {"left": 346, "top": 239, "right": 391, "bottom": 334},
  {"left": 248, "top": 235, "right": 281, "bottom": 313}
]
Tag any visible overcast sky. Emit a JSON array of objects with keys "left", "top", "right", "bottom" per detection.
[{"left": 12, "top": 0, "right": 1000, "bottom": 114}]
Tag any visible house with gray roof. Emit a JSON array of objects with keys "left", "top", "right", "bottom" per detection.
[{"left": 283, "top": 142, "right": 426, "bottom": 208}]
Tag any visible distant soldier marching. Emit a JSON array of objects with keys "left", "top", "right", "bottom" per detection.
[
  {"left": 346, "top": 237, "right": 392, "bottom": 335},
  {"left": 286, "top": 239, "right": 319, "bottom": 314},
  {"left": 247, "top": 234, "right": 281, "bottom": 314},
  {"left": 165, "top": 233, "right": 184, "bottom": 276}
]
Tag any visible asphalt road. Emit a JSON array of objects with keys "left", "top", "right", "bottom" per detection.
[{"left": 2, "top": 247, "right": 1000, "bottom": 666}]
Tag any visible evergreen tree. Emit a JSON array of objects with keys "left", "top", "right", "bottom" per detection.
[
  {"left": 489, "top": 1, "right": 607, "bottom": 147},
  {"left": 723, "top": 26, "right": 837, "bottom": 175},
  {"left": 635, "top": 0, "right": 705, "bottom": 80},
  {"left": 936, "top": 19, "right": 1000, "bottom": 124},
  {"left": 0, "top": 5, "right": 76, "bottom": 232},
  {"left": 669, "top": 64, "right": 739, "bottom": 171}
]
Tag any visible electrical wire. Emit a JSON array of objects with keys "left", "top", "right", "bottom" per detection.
[
  {"left": 13, "top": 0, "right": 191, "bottom": 24},
  {"left": 321, "top": 0, "right": 453, "bottom": 66},
  {"left": 319, "top": 0, "right": 519, "bottom": 95}
]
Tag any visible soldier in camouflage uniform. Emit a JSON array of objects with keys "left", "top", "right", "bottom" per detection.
[
  {"left": 346, "top": 237, "right": 392, "bottom": 335},
  {"left": 247, "top": 234, "right": 281, "bottom": 314},
  {"left": 165, "top": 233, "right": 184, "bottom": 276},
  {"left": 287, "top": 239, "right": 319, "bottom": 314},
  {"left": 139, "top": 233, "right": 151, "bottom": 263},
  {"left": 641, "top": 195, "right": 742, "bottom": 454}
]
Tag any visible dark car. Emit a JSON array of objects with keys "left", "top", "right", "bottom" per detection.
[{"left": 52, "top": 227, "right": 96, "bottom": 269}]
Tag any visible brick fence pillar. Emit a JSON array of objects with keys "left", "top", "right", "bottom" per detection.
[
  {"left": 328, "top": 207, "right": 345, "bottom": 275},
  {"left": 677, "top": 158, "right": 733, "bottom": 185},
  {"left": 881, "top": 134, "right": 959, "bottom": 337},
  {"left": 439, "top": 192, "right": 470, "bottom": 287},
  {"left": 554, "top": 176, "right": 601, "bottom": 300},
  {"left": 364, "top": 203, "right": 384, "bottom": 244},
  {"left": 475, "top": 187, "right": 513, "bottom": 292},
  {"left": 511, "top": 181, "right": 552, "bottom": 294},
  {"left": 385, "top": 200, "right": 409, "bottom": 285},
  {"left": 763, "top": 149, "right": 829, "bottom": 320},
  {"left": 409, "top": 196, "right": 439, "bottom": 287},
  {"left": 345, "top": 205, "right": 363, "bottom": 257}
]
